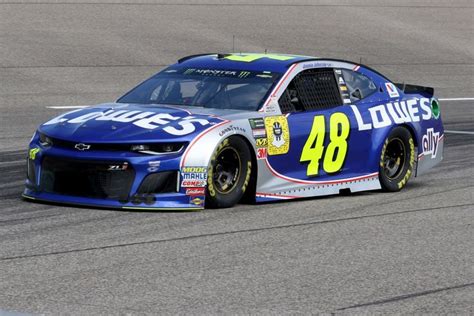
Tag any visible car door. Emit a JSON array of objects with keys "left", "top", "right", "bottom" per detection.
[{"left": 264, "top": 67, "right": 375, "bottom": 182}]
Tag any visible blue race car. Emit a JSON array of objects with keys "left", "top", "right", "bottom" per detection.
[{"left": 24, "top": 53, "right": 444, "bottom": 210}]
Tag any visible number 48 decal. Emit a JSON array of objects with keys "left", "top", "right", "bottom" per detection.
[{"left": 300, "top": 112, "right": 350, "bottom": 176}]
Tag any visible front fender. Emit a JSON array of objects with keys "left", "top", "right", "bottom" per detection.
[{"left": 179, "top": 120, "right": 257, "bottom": 170}]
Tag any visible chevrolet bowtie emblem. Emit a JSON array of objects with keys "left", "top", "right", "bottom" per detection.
[{"left": 75, "top": 143, "right": 91, "bottom": 151}]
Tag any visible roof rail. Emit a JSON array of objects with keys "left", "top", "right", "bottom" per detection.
[{"left": 287, "top": 57, "right": 392, "bottom": 82}]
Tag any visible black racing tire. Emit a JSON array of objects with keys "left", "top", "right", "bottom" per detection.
[
  {"left": 206, "top": 136, "right": 252, "bottom": 208},
  {"left": 379, "top": 126, "right": 415, "bottom": 192}
]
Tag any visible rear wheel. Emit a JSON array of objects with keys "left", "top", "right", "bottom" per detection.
[
  {"left": 206, "top": 136, "right": 252, "bottom": 208},
  {"left": 379, "top": 127, "right": 415, "bottom": 192}
]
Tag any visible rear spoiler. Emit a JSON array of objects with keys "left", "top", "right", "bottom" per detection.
[{"left": 394, "top": 83, "right": 434, "bottom": 98}]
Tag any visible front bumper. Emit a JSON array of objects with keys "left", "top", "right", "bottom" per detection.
[{"left": 23, "top": 138, "right": 205, "bottom": 211}]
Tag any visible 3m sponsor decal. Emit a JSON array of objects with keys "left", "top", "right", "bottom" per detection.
[
  {"left": 422, "top": 128, "right": 440, "bottom": 158},
  {"left": 385, "top": 82, "right": 400, "bottom": 98},
  {"left": 351, "top": 98, "right": 433, "bottom": 131},
  {"left": 29, "top": 148, "right": 40, "bottom": 160},
  {"left": 181, "top": 167, "right": 208, "bottom": 187},
  {"left": 257, "top": 147, "right": 267, "bottom": 160},
  {"left": 264, "top": 116, "right": 290, "bottom": 155},
  {"left": 43, "top": 110, "right": 222, "bottom": 136},
  {"left": 186, "top": 187, "right": 206, "bottom": 196}
]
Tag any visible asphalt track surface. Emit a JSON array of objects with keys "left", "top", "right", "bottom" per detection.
[{"left": 0, "top": 0, "right": 473, "bottom": 314}]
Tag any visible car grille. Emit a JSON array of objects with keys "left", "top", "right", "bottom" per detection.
[
  {"left": 40, "top": 156, "right": 135, "bottom": 201},
  {"left": 44, "top": 136, "right": 186, "bottom": 153}
]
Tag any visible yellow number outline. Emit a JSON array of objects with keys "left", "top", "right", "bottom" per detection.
[{"left": 300, "top": 113, "right": 350, "bottom": 176}]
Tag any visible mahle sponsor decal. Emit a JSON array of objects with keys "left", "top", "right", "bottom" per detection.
[{"left": 181, "top": 167, "right": 208, "bottom": 187}]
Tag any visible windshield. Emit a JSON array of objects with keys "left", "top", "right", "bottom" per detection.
[{"left": 117, "top": 67, "right": 281, "bottom": 111}]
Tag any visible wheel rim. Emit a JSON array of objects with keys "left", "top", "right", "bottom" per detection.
[
  {"left": 383, "top": 138, "right": 406, "bottom": 179},
  {"left": 213, "top": 147, "right": 241, "bottom": 194}
]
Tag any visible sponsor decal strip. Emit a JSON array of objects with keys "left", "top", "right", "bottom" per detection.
[
  {"left": 256, "top": 192, "right": 302, "bottom": 200},
  {"left": 264, "top": 158, "right": 378, "bottom": 185},
  {"left": 180, "top": 120, "right": 230, "bottom": 167}
]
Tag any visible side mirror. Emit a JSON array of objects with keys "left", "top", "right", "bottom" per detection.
[{"left": 351, "top": 88, "right": 362, "bottom": 100}]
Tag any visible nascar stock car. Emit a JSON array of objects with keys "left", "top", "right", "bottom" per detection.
[{"left": 24, "top": 53, "right": 444, "bottom": 210}]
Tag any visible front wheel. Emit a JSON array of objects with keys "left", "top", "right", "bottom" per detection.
[
  {"left": 206, "top": 136, "right": 252, "bottom": 208},
  {"left": 379, "top": 127, "right": 415, "bottom": 192}
]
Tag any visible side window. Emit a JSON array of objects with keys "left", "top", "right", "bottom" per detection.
[
  {"left": 341, "top": 69, "right": 377, "bottom": 102},
  {"left": 278, "top": 68, "right": 342, "bottom": 113}
]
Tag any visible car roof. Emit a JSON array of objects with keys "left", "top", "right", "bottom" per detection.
[
  {"left": 173, "top": 53, "right": 392, "bottom": 82},
  {"left": 175, "top": 53, "right": 318, "bottom": 73}
]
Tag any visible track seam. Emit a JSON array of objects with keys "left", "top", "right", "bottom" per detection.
[
  {"left": 336, "top": 282, "right": 474, "bottom": 311},
  {"left": 0, "top": 203, "right": 471, "bottom": 261},
  {"left": 1, "top": 2, "right": 472, "bottom": 8}
]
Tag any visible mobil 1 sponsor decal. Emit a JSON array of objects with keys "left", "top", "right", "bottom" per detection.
[
  {"left": 181, "top": 166, "right": 207, "bottom": 187},
  {"left": 350, "top": 97, "right": 434, "bottom": 131}
]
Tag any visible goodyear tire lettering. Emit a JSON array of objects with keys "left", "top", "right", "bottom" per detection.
[{"left": 397, "top": 138, "right": 415, "bottom": 189}]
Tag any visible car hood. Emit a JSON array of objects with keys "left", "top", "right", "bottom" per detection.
[{"left": 38, "top": 103, "right": 253, "bottom": 143}]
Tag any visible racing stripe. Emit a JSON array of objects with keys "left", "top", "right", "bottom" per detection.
[{"left": 264, "top": 158, "right": 379, "bottom": 185}]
